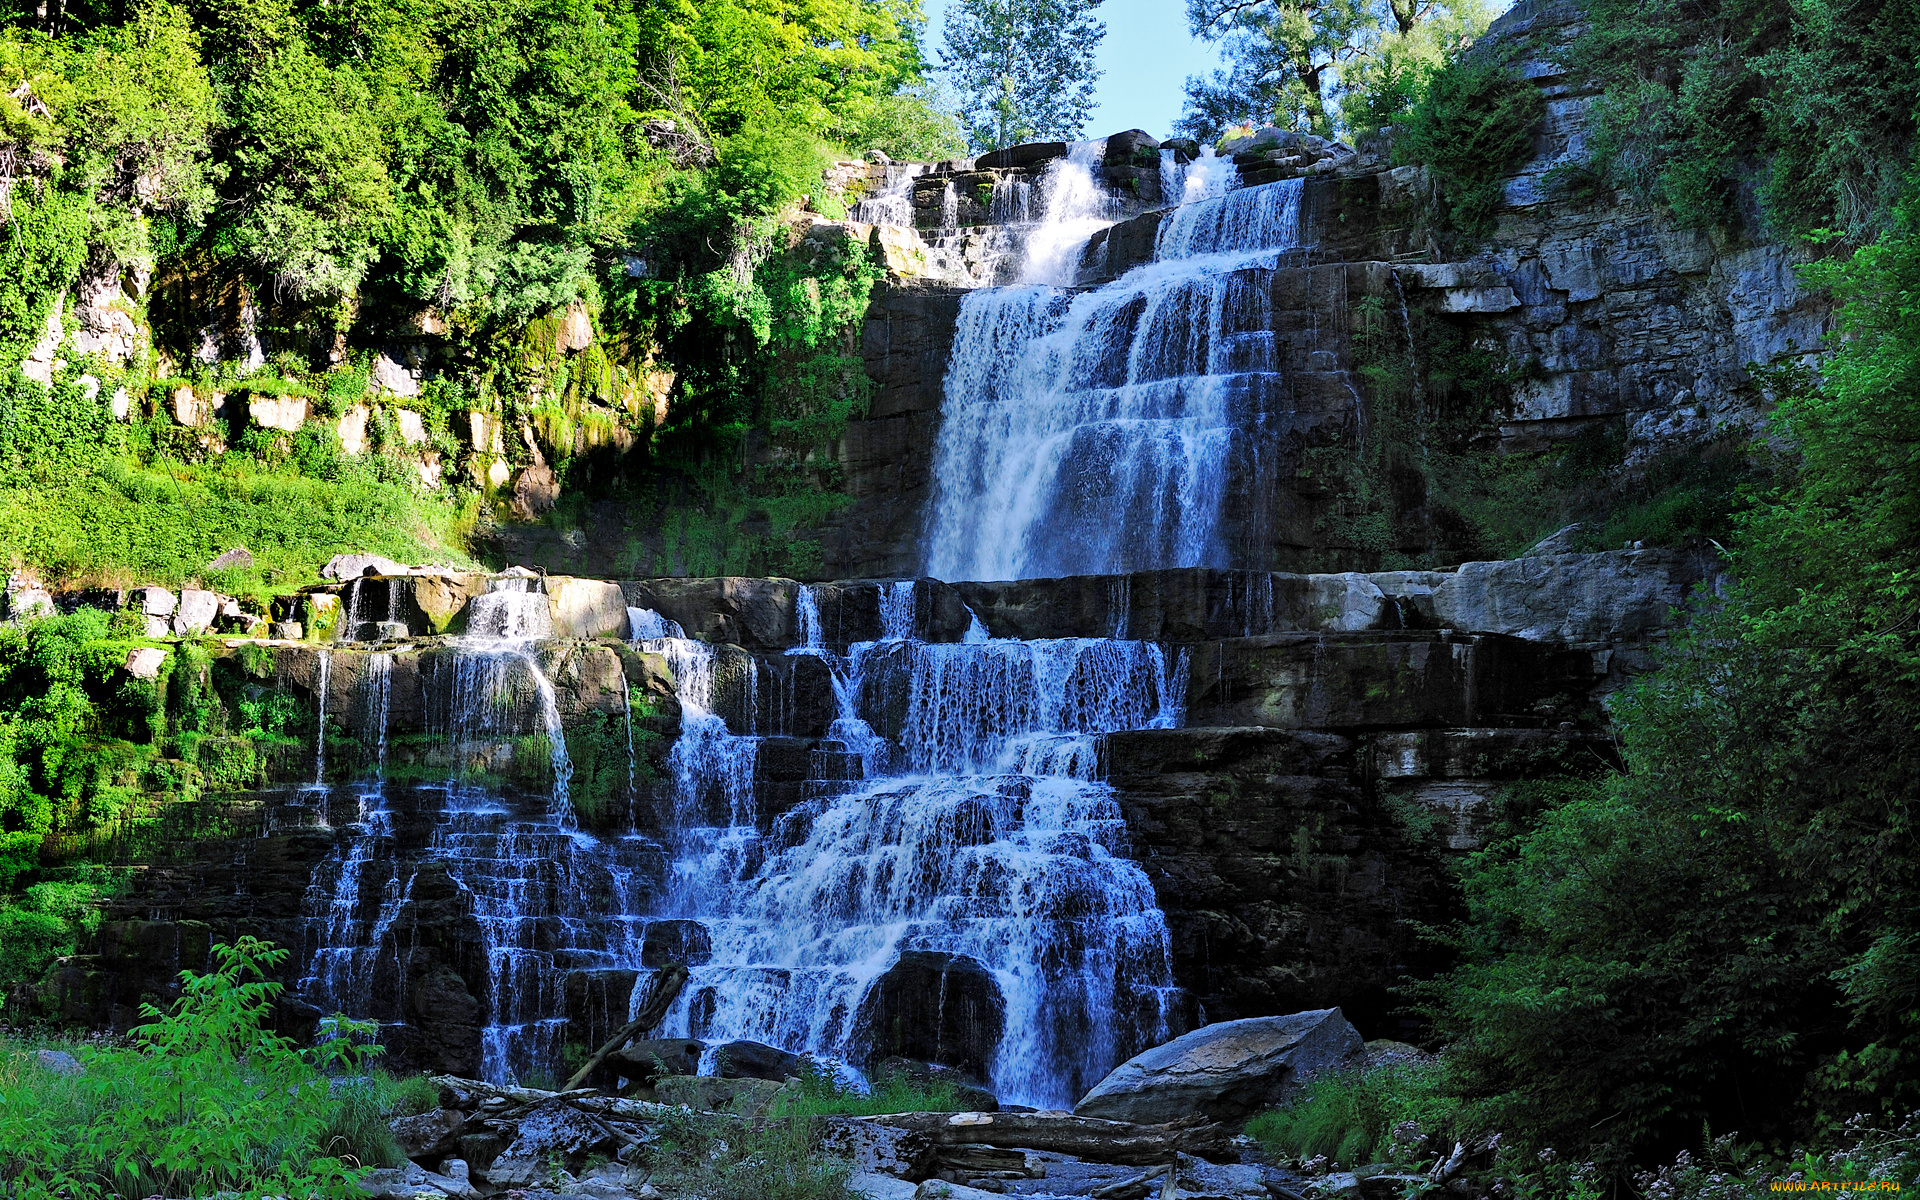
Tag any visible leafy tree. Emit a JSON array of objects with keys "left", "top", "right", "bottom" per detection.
[
  {"left": 1176, "top": 0, "right": 1489, "bottom": 141},
  {"left": 940, "top": 0, "right": 1106, "bottom": 151},
  {"left": 1425, "top": 177, "right": 1920, "bottom": 1173}
]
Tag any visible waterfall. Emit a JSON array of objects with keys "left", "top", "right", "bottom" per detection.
[
  {"left": 313, "top": 649, "right": 331, "bottom": 785},
  {"left": 640, "top": 596, "right": 1189, "bottom": 1107},
  {"left": 852, "top": 163, "right": 927, "bottom": 226},
  {"left": 1019, "top": 142, "right": 1117, "bottom": 286},
  {"left": 923, "top": 176, "right": 1309, "bottom": 582}
]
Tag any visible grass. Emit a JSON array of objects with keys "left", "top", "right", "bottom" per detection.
[
  {"left": 1244, "top": 1059, "right": 1452, "bottom": 1171},
  {"left": 646, "top": 1106, "right": 860, "bottom": 1200},
  {"left": 769, "top": 1064, "right": 970, "bottom": 1118},
  {"left": 0, "top": 449, "right": 480, "bottom": 596}
]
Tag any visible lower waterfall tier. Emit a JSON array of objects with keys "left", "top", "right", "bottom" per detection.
[{"left": 21, "top": 556, "right": 1703, "bottom": 1108}]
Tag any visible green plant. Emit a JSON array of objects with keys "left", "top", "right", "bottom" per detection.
[
  {"left": 769, "top": 1061, "right": 968, "bottom": 1118},
  {"left": 1245, "top": 1060, "right": 1452, "bottom": 1169},
  {"left": 0, "top": 937, "right": 372, "bottom": 1199},
  {"left": 646, "top": 1105, "right": 857, "bottom": 1200},
  {"left": 1392, "top": 55, "right": 1544, "bottom": 239}
]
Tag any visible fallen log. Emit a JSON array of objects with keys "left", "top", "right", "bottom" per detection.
[
  {"left": 857, "top": 1111, "right": 1229, "bottom": 1165},
  {"left": 427, "top": 1075, "right": 599, "bottom": 1108},
  {"left": 562, "top": 962, "right": 690, "bottom": 1093}
]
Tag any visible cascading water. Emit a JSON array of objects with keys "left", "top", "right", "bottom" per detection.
[
  {"left": 291, "top": 150, "right": 1320, "bottom": 1103},
  {"left": 922, "top": 173, "right": 1307, "bottom": 581},
  {"left": 297, "top": 578, "right": 656, "bottom": 1086},
  {"left": 631, "top": 581, "right": 1189, "bottom": 1108}
]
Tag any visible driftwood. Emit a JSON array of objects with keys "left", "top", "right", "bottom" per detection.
[
  {"left": 562, "top": 962, "right": 690, "bottom": 1093},
  {"left": 859, "top": 1110, "right": 1228, "bottom": 1165},
  {"left": 1091, "top": 1162, "right": 1171, "bottom": 1199}
]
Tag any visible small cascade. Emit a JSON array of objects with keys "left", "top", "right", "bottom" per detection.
[
  {"left": 628, "top": 606, "right": 686, "bottom": 640},
  {"left": 468, "top": 575, "right": 554, "bottom": 640},
  {"left": 1019, "top": 142, "right": 1119, "bottom": 286},
  {"left": 852, "top": 163, "right": 928, "bottom": 226},
  {"left": 313, "top": 649, "right": 331, "bottom": 785},
  {"left": 923, "top": 176, "right": 1310, "bottom": 581},
  {"left": 297, "top": 653, "right": 405, "bottom": 1027},
  {"left": 1158, "top": 146, "right": 1238, "bottom": 209}
]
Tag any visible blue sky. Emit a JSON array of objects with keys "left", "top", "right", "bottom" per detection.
[{"left": 921, "top": 0, "right": 1223, "bottom": 142}]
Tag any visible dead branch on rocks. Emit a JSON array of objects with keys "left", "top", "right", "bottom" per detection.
[
  {"left": 562, "top": 962, "right": 690, "bottom": 1092},
  {"left": 858, "top": 1110, "right": 1230, "bottom": 1165}
]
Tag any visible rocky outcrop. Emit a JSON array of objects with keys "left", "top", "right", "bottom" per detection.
[
  {"left": 1431, "top": 546, "right": 1719, "bottom": 645},
  {"left": 1074, "top": 1008, "right": 1363, "bottom": 1124},
  {"left": 855, "top": 951, "right": 1007, "bottom": 1083}
]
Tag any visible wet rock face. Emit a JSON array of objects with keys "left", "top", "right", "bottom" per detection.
[
  {"left": 1098, "top": 727, "right": 1455, "bottom": 1029},
  {"left": 856, "top": 951, "right": 1007, "bottom": 1083}
]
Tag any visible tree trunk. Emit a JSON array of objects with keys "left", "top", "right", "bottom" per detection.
[
  {"left": 858, "top": 1110, "right": 1230, "bottom": 1165},
  {"left": 561, "top": 961, "right": 690, "bottom": 1093}
]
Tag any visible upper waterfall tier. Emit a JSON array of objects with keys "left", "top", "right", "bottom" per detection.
[{"left": 923, "top": 177, "right": 1310, "bottom": 582}]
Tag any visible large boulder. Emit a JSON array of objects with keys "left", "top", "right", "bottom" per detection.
[
  {"left": 856, "top": 951, "right": 1005, "bottom": 1082},
  {"left": 713, "top": 1039, "right": 805, "bottom": 1081},
  {"left": 389, "top": 1107, "right": 465, "bottom": 1161},
  {"left": 1431, "top": 548, "right": 1720, "bottom": 644},
  {"left": 546, "top": 577, "right": 629, "bottom": 638},
  {"left": 609, "top": 1037, "right": 705, "bottom": 1082},
  {"left": 1073, "top": 1008, "right": 1363, "bottom": 1125},
  {"left": 975, "top": 141, "right": 1068, "bottom": 170},
  {"left": 173, "top": 589, "right": 221, "bottom": 635}
]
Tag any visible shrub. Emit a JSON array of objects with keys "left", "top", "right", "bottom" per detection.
[
  {"left": 1393, "top": 56, "right": 1544, "bottom": 238},
  {"left": 1245, "top": 1059, "right": 1452, "bottom": 1169},
  {"left": 0, "top": 937, "right": 377, "bottom": 1200}
]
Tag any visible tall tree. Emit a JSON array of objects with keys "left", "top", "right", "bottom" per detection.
[
  {"left": 1176, "top": 0, "right": 1487, "bottom": 140},
  {"left": 941, "top": 0, "right": 1105, "bottom": 152}
]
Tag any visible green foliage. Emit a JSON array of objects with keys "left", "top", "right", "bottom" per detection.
[
  {"left": 0, "top": 447, "right": 475, "bottom": 592},
  {"left": 0, "top": 868, "right": 115, "bottom": 986},
  {"left": 645, "top": 1106, "right": 857, "bottom": 1200},
  {"left": 1422, "top": 178, "right": 1920, "bottom": 1172},
  {"left": 0, "top": 937, "right": 389, "bottom": 1199},
  {"left": 1245, "top": 1059, "right": 1452, "bottom": 1169},
  {"left": 830, "top": 83, "right": 967, "bottom": 161},
  {"left": 770, "top": 1062, "right": 969, "bottom": 1117},
  {"left": 1575, "top": 0, "right": 1920, "bottom": 238},
  {"left": 1392, "top": 54, "right": 1544, "bottom": 238},
  {"left": 0, "top": 182, "right": 89, "bottom": 363}
]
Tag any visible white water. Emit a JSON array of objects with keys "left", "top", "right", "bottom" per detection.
[
  {"left": 923, "top": 175, "right": 1306, "bottom": 581},
  {"left": 631, "top": 577, "right": 1189, "bottom": 1108}
]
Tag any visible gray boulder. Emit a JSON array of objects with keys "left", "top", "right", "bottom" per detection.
[
  {"left": 1072, "top": 1008, "right": 1363, "bottom": 1125},
  {"left": 1431, "top": 548, "right": 1721, "bottom": 644},
  {"left": 713, "top": 1038, "right": 805, "bottom": 1081},
  {"left": 608, "top": 1036, "right": 704, "bottom": 1081},
  {"left": 131, "top": 586, "right": 175, "bottom": 617},
  {"left": 389, "top": 1107, "right": 465, "bottom": 1160},
  {"left": 322, "top": 553, "right": 412, "bottom": 580},
  {"left": 172, "top": 588, "right": 221, "bottom": 635}
]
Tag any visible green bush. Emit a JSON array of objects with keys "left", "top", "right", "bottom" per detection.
[
  {"left": 0, "top": 937, "right": 384, "bottom": 1199},
  {"left": 770, "top": 1062, "right": 969, "bottom": 1118},
  {"left": 646, "top": 1106, "right": 856, "bottom": 1200},
  {"left": 1393, "top": 56, "right": 1544, "bottom": 238},
  {"left": 1245, "top": 1060, "right": 1452, "bottom": 1169}
]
